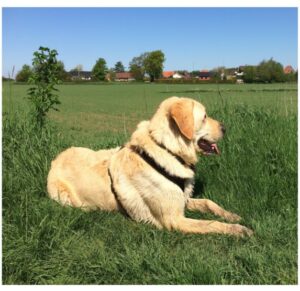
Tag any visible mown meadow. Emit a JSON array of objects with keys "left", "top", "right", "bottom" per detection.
[{"left": 2, "top": 82, "right": 297, "bottom": 284}]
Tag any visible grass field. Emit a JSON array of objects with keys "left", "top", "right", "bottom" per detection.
[{"left": 2, "top": 82, "right": 298, "bottom": 284}]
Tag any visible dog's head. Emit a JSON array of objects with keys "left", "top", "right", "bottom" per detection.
[
  {"left": 150, "top": 97, "right": 225, "bottom": 156},
  {"left": 170, "top": 97, "right": 225, "bottom": 155}
]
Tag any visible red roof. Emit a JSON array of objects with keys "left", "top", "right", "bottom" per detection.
[
  {"left": 115, "top": 72, "right": 134, "bottom": 79},
  {"left": 163, "top": 71, "right": 175, "bottom": 78},
  {"left": 284, "top": 65, "right": 294, "bottom": 74}
]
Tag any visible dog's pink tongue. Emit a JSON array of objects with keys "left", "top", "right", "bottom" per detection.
[{"left": 211, "top": 143, "right": 220, "bottom": 155}]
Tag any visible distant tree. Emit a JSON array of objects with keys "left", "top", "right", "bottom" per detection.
[
  {"left": 285, "top": 70, "right": 298, "bottom": 82},
  {"left": 107, "top": 68, "right": 116, "bottom": 81},
  {"left": 224, "top": 67, "right": 237, "bottom": 77},
  {"left": 210, "top": 71, "right": 220, "bottom": 82},
  {"left": 114, "top": 61, "right": 125, "bottom": 73},
  {"left": 70, "top": 64, "right": 83, "bottom": 79},
  {"left": 144, "top": 50, "right": 165, "bottom": 82},
  {"left": 242, "top": 66, "right": 258, "bottom": 83},
  {"left": 257, "top": 58, "right": 285, "bottom": 83},
  {"left": 129, "top": 52, "right": 149, "bottom": 81},
  {"left": 177, "top": 70, "right": 185, "bottom": 75},
  {"left": 92, "top": 58, "right": 108, "bottom": 81},
  {"left": 75, "top": 64, "right": 83, "bottom": 72},
  {"left": 256, "top": 61, "right": 271, "bottom": 83},
  {"left": 190, "top": 70, "right": 200, "bottom": 78},
  {"left": 56, "top": 61, "right": 70, "bottom": 81},
  {"left": 16, "top": 64, "right": 32, "bottom": 82},
  {"left": 210, "top": 66, "right": 226, "bottom": 81}
]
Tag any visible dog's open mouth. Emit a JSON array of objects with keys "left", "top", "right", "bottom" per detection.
[{"left": 198, "top": 139, "right": 220, "bottom": 155}]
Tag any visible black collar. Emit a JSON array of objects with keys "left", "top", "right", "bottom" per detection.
[
  {"left": 150, "top": 136, "right": 196, "bottom": 172},
  {"left": 130, "top": 145, "right": 191, "bottom": 192}
]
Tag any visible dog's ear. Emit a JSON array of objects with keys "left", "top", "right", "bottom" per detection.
[{"left": 170, "top": 100, "right": 194, "bottom": 140}]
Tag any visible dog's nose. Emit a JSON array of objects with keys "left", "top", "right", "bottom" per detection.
[{"left": 220, "top": 123, "right": 226, "bottom": 135}]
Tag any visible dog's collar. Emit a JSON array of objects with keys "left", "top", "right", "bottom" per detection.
[
  {"left": 130, "top": 145, "right": 188, "bottom": 192},
  {"left": 150, "top": 136, "right": 196, "bottom": 172}
]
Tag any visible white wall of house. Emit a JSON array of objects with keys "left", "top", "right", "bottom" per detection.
[{"left": 173, "top": 73, "right": 183, "bottom": 79}]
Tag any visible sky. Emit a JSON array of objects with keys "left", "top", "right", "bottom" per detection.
[{"left": 2, "top": 7, "right": 298, "bottom": 77}]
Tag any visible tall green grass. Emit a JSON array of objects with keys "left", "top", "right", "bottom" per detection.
[{"left": 2, "top": 83, "right": 297, "bottom": 284}]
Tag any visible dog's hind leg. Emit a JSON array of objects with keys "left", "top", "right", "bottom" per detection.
[
  {"left": 48, "top": 178, "right": 83, "bottom": 208},
  {"left": 186, "top": 198, "right": 241, "bottom": 222}
]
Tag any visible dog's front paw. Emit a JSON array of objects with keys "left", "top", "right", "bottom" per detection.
[
  {"left": 230, "top": 224, "right": 254, "bottom": 237},
  {"left": 224, "top": 212, "right": 242, "bottom": 223}
]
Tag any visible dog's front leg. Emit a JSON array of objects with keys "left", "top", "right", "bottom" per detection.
[
  {"left": 186, "top": 198, "right": 241, "bottom": 222},
  {"left": 171, "top": 216, "right": 253, "bottom": 237}
]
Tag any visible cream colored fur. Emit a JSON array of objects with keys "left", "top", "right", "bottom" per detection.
[{"left": 47, "top": 97, "right": 253, "bottom": 236}]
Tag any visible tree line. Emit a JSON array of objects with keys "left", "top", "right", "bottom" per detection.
[
  {"left": 242, "top": 59, "right": 297, "bottom": 83},
  {"left": 211, "top": 59, "right": 297, "bottom": 83},
  {"left": 15, "top": 50, "right": 166, "bottom": 83},
  {"left": 13, "top": 48, "right": 297, "bottom": 83}
]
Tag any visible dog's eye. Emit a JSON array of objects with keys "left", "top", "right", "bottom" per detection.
[{"left": 203, "top": 114, "right": 207, "bottom": 122}]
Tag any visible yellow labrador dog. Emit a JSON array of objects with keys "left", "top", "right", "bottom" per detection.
[{"left": 47, "top": 97, "right": 253, "bottom": 237}]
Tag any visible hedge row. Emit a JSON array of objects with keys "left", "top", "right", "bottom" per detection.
[{"left": 154, "top": 78, "right": 237, "bottom": 84}]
